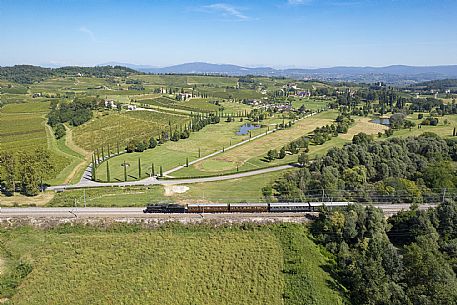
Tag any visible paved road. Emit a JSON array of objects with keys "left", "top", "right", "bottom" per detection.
[
  {"left": 0, "top": 204, "right": 435, "bottom": 218},
  {"left": 53, "top": 112, "right": 318, "bottom": 190},
  {"left": 47, "top": 164, "right": 296, "bottom": 190}
]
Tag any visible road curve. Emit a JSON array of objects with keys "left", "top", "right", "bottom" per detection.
[{"left": 47, "top": 164, "right": 296, "bottom": 191}]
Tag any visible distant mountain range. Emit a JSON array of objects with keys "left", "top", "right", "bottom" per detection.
[{"left": 98, "top": 62, "right": 457, "bottom": 84}]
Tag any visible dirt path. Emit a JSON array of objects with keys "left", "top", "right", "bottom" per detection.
[
  {"left": 65, "top": 125, "right": 91, "bottom": 157},
  {"left": 62, "top": 126, "right": 92, "bottom": 184}
]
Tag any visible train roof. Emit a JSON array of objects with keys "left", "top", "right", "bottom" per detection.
[
  {"left": 309, "top": 202, "right": 352, "bottom": 207},
  {"left": 269, "top": 203, "right": 309, "bottom": 207},
  {"left": 230, "top": 203, "right": 268, "bottom": 207}
]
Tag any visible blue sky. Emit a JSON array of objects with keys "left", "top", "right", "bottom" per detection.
[{"left": 0, "top": 0, "right": 456, "bottom": 67}]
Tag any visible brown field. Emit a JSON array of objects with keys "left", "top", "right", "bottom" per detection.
[
  {"left": 339, "top": 117, "right": 388, "bottom": 140},
  {"left": 0, "top": 192, "right": 55, "bottom": 207}
]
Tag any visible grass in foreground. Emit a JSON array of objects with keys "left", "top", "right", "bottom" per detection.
[{"left": 0, "top": 224, "right": 343, "bottom": 305}]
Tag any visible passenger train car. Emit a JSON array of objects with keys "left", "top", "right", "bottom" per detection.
[{"left": 143, "top": 202, "right": 351, "bottom": 213}]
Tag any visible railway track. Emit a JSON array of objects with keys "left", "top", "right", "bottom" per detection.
[{"left": 0, "top": 204, "right": 436, "bottom": 219}]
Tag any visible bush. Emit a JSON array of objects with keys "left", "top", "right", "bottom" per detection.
[{"left": 54, "top": 123, "right": 66, "bottom": 139}]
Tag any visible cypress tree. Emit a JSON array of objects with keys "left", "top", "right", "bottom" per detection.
[
  {"left": 454, "top": 127, "right": 456, "bottom": 136},
  {"left": 101, "top": 147, "right": 105, "bottom": 160},
  {"left": 198, "top": 148, "right": 201, "bottom": 158},
  {"left": 160, "top": 165, "right": 163, "bottom": 177},
  {"left": 138, "top": 157, "right": 141, "bottom": 178},
  {"left": 124, "top": 161, "right": 127, "bottom": 181},
  {"left": 151, "top": 162, "right": 155, "bottom": 176},
  {"left": 91, "top": 161, "right": 96, "bottom": 181},
  {"left": 107, "top": 144, "right": 110, "bottom": 157},
  {"left": 186, "top": 157, "right": 189, "bottom": 167},
  {"left": 117, "top": 142, "right": 120, "bottom": 155},
  {"left": 106, "top": 160, "right": 110, "bottom": 182}
]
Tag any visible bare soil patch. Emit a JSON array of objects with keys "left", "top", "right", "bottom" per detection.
[
  {"left": 339, "top": 117, "right": 388, "bottom": 140},
  {"left": 164, "top": 185, "right": 190, "bottom": 196}
]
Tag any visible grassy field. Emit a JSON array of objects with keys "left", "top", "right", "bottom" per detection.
[
  {"left": 291, "top": 97, "right": 331, "bottom": 111},
  {"left": 391, "top": 113, "right": 457, "bottom": 138},
  {"left": 49, "top": 169, "right": 291, "bottom": 207},
  {"left": 94, "top": 120, "right": 269, "bottom": 182},
  {"left": 72, "top": 110, "right": 189, "bottom": 151},
  {"left": 172, "top": 111, "right": 338, "bottom": 177},
  {"left": 0, "top": 224, "right": 343, "bottom": 305},
  {"left": 139, "top": 96, "right": 223, "bottom": 113}
]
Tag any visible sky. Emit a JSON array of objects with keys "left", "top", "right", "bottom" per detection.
[{"left": 0, "top": 0, "right": 456, "bottom": 68}]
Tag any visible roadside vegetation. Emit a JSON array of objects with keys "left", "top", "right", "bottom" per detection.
[{"left": 311, "top": 201, "right": 457, "bottom": 304}]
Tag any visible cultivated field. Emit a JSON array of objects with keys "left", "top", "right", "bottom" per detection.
[
  {"left": 72, "top": 110, "right": 189, "bottom": 151},
  {"left": 0, "top": 102, "right": 50, "bottom": 151},
  {"left": 0, "top": 101, "right": 71, "bottom": 183},
  {"left": 0, "top": 224, "right": 343, "bottom": 305}
]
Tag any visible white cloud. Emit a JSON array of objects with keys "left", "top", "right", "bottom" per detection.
[
  {"left": 79, "top": 26, "right": 97, "bottom": 42},
  {"left": 202, "top": 3, "right": 248, "bottom": 20}
]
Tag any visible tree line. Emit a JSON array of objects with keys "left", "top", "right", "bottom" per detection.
[
  {"left": 268, "top": 133, "right": 457, "bottom": 203},
  {"left": 0, "top": 65, "right": 137, "bottom": 84},
  {"left": 47, "top": 97, "right": 103, "bottom": 127},
  {"left": 0, "top": 149, "right": 55, "bottom": 196},
  {"left": 311, "top": 200, "right": 457, "bottom": 304}
]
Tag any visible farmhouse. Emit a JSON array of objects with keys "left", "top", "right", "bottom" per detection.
[
  {"left": 104, "top": 100, "right": 117, "bottom": 109},
  {"left": 177, "top": 92, "right": 192, "bottom": 100}
]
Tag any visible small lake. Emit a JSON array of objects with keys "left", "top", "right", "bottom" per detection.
[
  {"left": 370, "top": 118, "right": 391, "bottom": 126},
  {"left": 237, "top": 123, "right": 260, "bottom": 135}
]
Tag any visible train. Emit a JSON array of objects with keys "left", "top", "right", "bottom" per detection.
[{"left": 143, "top": 202, "right": 351, "bottom": 213}]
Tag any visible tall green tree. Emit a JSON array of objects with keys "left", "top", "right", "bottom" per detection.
[
  {"left": 106, "top": 160, "right": 110, "bottom": 182},
  {"left": 138, "top": 157, "right": 141, "bottom": 178},
  {"left": 124, "top": 161, "right": 127, "bottom": 182}
]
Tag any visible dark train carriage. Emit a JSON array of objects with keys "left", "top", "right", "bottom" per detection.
[
  {"left": 143, "top": 204, "right": 187, "bottom": 213},
  {"left": 187, "top": 203, "right": 229, "bottom": 213},
  {"left": 269, "top": 202, "right": 311, "bottom": 212},
  {"left": 229, "top": 203, "right": 268, "bottom": 213}
]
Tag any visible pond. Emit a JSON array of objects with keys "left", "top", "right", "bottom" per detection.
[
  {"left": 370, "top": 118, "right": 391, "bottom": 126},
  {"left": 236, "top": 123, "right": 260, "bottom": 135}
]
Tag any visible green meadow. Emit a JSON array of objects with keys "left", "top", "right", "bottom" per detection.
[{"left": 0, "top": 224, "right": 343, "bottom": 305}]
